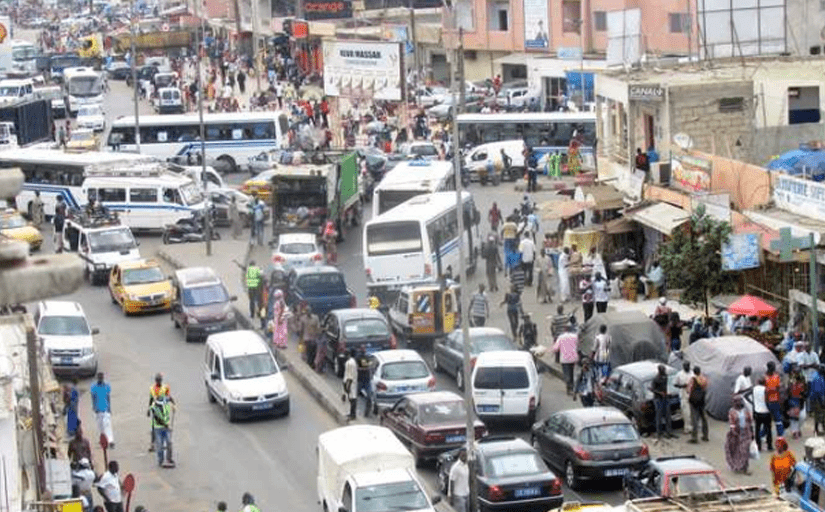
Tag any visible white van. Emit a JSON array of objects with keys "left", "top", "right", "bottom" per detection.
[
  {"left": 35, "top": 301, "right": 99, "bottom": 377},
  {"left": 463, "top": 139, "right": 526, "bottom": 183},
  {"left": 471, "top": 350, "right": 541, "bottom": 427},
  {"left": 317, "top": 425, "right": 438, "bottom": 512},
  {"left": 0, "top": 78, "right": 35, "bottom": 103},
  {"left": 62, "top": 212, "right": 142, "bottom": 285},
  {"left": 203, "top": 330, "right": 289, "bottom": 422},
  {"left": 154, "top": 87, "right": 183, "bottom": 114}
]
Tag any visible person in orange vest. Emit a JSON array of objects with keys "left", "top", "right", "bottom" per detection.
[{"left": 148, "top": 373, "right": 174, "bottom": 451}]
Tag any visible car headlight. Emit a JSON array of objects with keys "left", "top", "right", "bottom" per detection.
[
  {"left": 127, "top": 293, "right": 140, "bottom": 301},
  {"left": 187, "top": 315, "right": 199, "bottom": 324},
  {"left": 81, "top": 347, "right": 94, "bottom": 356},
  {"left": 229, "top": 392, "right": 242, "bottom": 401}
]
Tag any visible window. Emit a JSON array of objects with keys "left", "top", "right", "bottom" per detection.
[
  {"left": 488, "top": 0, "right": 509, "bottom": 31},
  {"left": 789, "top": 86, "right": 821, "bottom": 124},
  {"left": 130, "top": 188, "right": 158, "bottom": 202},
  {"left": 719, "top": 97, "right": 745, "bottom": 113},
  {"left": 594, "top": 11, "right": 607, "bottom": 31},
  {"left": 812, "top": 46, "right": 822, "bottom": 56},
  {"left": 98, "top": 187, "right": 126, "bottom": 202},
  {"left": 563, "top": 1, "right": 581, "bottom": 32},
  {"left": 669, "top": 12, "right": 689, "bottom": 33}
]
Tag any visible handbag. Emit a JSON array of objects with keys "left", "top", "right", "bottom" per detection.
[{"left": 749, "top": 440, "right": 760, "bottom": 460}]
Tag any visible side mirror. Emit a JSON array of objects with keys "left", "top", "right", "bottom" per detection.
[
  {"left": 210, "top": 372, "right": 220, "bottom": 380},
  {"left": 230, "top": 295, "right": 238, "bottom": 302},
  {"left": 91, "top": 327, "right": 100, "bottom": 335},
  {"left": 431, "top": 496, "right": 442, "bottom": 505},
  {"left": 338, "top": 507, "right": 347, "bottom": 512}
]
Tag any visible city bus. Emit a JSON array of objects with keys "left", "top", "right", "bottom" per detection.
[
  {"left": 107, "top": 111, "right": 290, "bottom": 173},
  {"left": 372, "top": 160, "right": 455, "bottom": 217},
  {"left": 63, "top": 67, "right": 104, "bottom": 115},
  {"left": 363, "top": 191, "right": 480, "bottom": 302},
  {"left": 456, "top": 111, "right": 597, "bottom": 165},
  {"left": 10, "top": 40, "right": 38, "bottom": 77}
]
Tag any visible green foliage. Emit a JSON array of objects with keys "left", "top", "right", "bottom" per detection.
[{"left": 658, "top": 204, "right": 734, "bottom": 314}]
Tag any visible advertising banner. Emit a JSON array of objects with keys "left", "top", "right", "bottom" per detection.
[
  {"left": 671, "top": 152, "right": 712, "bottom": 193},
  {"left": 323, "top": 41, "right": 403, "bottom": 101},
  {"left": 774, "top": 173, "right": 825, "bottom": 220},
  {"left": 303, "top": 0, "right": 353, "bottom": 20},
  {"left": 524, "top": 0, "right": 549, "bottom": 50},
  {"left": 722, "top": 233, "right": 762, "bottom": 271}
]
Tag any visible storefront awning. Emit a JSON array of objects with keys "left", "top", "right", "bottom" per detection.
[
  {"left": 744, "top": 208, "right": 825, "bottom": 246},
  {"left": 575, "top": 185, "right": 625, "bottom": 211},
  {"left": 603, "top": 216, "right": 636, "bottom": 234},
  {"left": 629, "top": 202, "right": 690, "bottom": 235},
  {"left": 493, "top": 53, "right": 529, "bottom": 67}
]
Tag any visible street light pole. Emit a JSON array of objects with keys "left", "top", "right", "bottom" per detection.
[
  {"left": 198, "top": 7, "right": 211, "bottom": 256},
  {"left": 131, "top": 0, "right": 140, "bottom": 152}
]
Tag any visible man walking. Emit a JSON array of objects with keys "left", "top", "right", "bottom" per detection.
[
  {"left": 90, "top": 372, "right": 114, "bottom": 449},
  {"left": 244, "top": 260, "right": 263, "bottom": 319},
  {"left": 54, "top": 195, "right": 67, "bottom": 253},
  {"left": 651, "top": 364, "right": 675, "bottom": 439},
  {"left": 552, "top": 323, "right": 579, "bottom": 394},
  {"left": 95, "top": 460, "right": 123, "bottom": 512},
  {"left": 765, "top": 361, "right": 785, "bottom": 436},
  {"left": 687, "top": 366, "right": 709, "bottom": 443},
  {"left": 674, "top": 361, "right": 693, "bottom": 438},
  {"left": 344, "top": 350, "right": 358, "bottom": 420},
  {"left": 469, "top": 284, "right": 489, "bottom": 327},
  {"left": 356, "top": 347, "right": 374, "bottom": 417},
  {"left": 448, "top": 450, "right": 470, "bottom": 512},
  {"left": 228, "top": 196, "right": 241, "bottom": 240},
  {"left": 482, "top": 235, "right": 502, "bottom": 292},
  {"left": 519, "top": 231, "right": 535, "bottom": 287},
  {"left": 31, "top": 190, "right": 44, "bottom": 226}
]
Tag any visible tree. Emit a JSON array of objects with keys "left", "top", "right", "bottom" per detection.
[{"left": 658, "top": 204, "right": 734, "bottom": 316}]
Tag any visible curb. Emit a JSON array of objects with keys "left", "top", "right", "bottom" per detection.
[{"left": 156, "top": 248, "right": 350, "bottom": 426}]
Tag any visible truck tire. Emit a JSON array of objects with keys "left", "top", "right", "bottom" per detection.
[{"left": 217, "top": 155, "right": 237, "bottom": 174}]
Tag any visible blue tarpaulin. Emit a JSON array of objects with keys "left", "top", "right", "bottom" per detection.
[
  {"left": 792, "top": 152, "right": 825, "bottom": 181},
  {"left": 766, "top": 149, "right": 812, "bottom": 172},
  {"left": 565, "top": 71, "right": 594, "bottom": 103}
]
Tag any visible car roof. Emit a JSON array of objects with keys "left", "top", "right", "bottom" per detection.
[
  {"left": 330, "top": 308, "right": 384, "bottom": 321},
  {"left": 175, "top": 266, "right": 220, "bottom": 286},
  {"left": 373, "top": 349, "right": 425, "bottom": 364},
  {"left": 478, "top": 436, "right": 533, "bottom": 455},
  {"left": 559, "top": 407, "right": 630, "bottom": 427},
  {"left": 405, "top": 390, "right": 463, "bottom": 404},
  {"left": 207, "top": 330, "right": 270, "bottom": 358},
  {"left": 38, "top": 300, "right": 85, "bottom": 317},
  {"left": 615, "top": 360, "right": 675, "bottom": 380},
  {"left": 292, "top": 265, "right": 341, "bottom": 276},
  {"left": 277, "top": 232, "right": 317, "bottom": 244},
  {"left": 475, "top": 350, "right": 533, "bottom": 365},
  {"left": 649, "top": 457, "right": 716, "bottom": 474},
  {"left": 463, "top": 327, "right": 508, "bottom": 338},
  {"left": 117, "top": 258, "right": 161, "bottom": 271}
]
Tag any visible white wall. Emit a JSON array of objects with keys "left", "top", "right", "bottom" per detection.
[{"left": 752, "top": 61, "right": 825, "bottom": 127}]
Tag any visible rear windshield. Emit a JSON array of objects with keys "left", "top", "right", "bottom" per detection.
[
  {"left": 419, "top": 399, "right": 467, "bottom": 424},
  {"left": 279, "top": 242, "right": 316, "bottom": 255},
  {"left": 182, "top": 283, "right": 229, "bottom": 306},
  {"left": 671, "top": 473, "right": 723, "bottom": 494},
  {"left": 484, "top": 451, "right": 546, "bottom": 478},
  {"left": 473, "top": 366, "right": 529, "bottom": 389},
  {"left": 366, "top": 221, "right": 422, "bottom": 256},
  {"left": 380, "top": 361, "right": 430, "bottom": 380},
  {"left": 579, "top": 423, "right": 639, "bottom": 445},
  {"left": 296, "top": 272, "right": 346, "bottom": 292},
  {"left": 343, "top": 318, "right": 388, "bottom": 340}
]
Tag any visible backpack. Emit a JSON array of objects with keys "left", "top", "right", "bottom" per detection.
[{"left": 689, "top": 377, "right": 706, "bottom": 407}]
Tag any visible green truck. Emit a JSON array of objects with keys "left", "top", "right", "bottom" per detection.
[{"left": 269, "top": 152, "right": 361, "bottom": 240}]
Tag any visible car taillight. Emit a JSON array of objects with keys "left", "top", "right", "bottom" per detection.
[
  {"left": 470, "top": 356, "right": 477, "bottom": 369},
  {"left": 390, "top": 333, "right": 397, "bottom": 349},
  {"left": 376, "top": 381, "right": 388, "bottom": 391},
  {"left": 425, "top": 432, "right": 444, "bottom": 443},
  {"left": 550, "top": 479, "right": 562, "bottom": 494},
  {"left": 528, "top": 396, "right": 536, "bottom": 410},
  {"left": 350, "top": 296, "right": 357, "bottom": 308},
  {"left": 272, "top": 255, "right": 285, "bottom": 263},
  {"left": 365, "top": 268, "right": 372, "bottom": 278},
  {"left": 639, "top": 444, "right": 649, "bottom": 457},
  {"left": 312, "top": 253, "right": 323, "bottom": 261},
  {"left": 424, "top": 263, "right": 432, "bottom": 276},
  {"left": 488, "top": 485, "right": 505, "bottom": 502},
  {"left": 573, "top": 446, "right": 591, "bottom": 460},
  {"left": 427, "top": 376, "right": 436, "bottom": 388}
]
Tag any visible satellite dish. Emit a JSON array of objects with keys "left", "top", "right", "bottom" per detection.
[{"left": 673, "top": 132, "right": 694, "bottom": 150}]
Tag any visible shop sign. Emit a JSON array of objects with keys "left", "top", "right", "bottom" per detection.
[
  {"left": 722, "top": 233, "right": 762, "bottom": 271},
  {"left": 323, "top": 41, "right": 403, "bottom": 101},
  {"left": 628, "top": 84, "right": 664, "bottom": 101},
  {"left": 774, "top": 173, "right": 825, "bottom": 220},
  {"left": 303, "top": 0, "right": 352, "bottom": 20},
  {"left": 671, "top": 152, "right": 711, "bottom": 192},
  {"left": 557, "top": 47, "right": 582, "bottom": 60}
]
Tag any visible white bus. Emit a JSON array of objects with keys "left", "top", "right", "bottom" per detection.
[
  {"left": 457, "top": 112, "right": 597, "bottom": 164},
  {"left": 372, "top": 160, "right": 455, "bottom": 217},
  {"left": 107, "top": 111, "right": 290, "bottom": 173},
  {"left": 10, "top": 40, "right": 37, "bottom": 77},
  {"left": 364, "top": 191, "right": 480, "bottom": 301},
  {"left": 63, "top": 67, "right": 104, "bottom": 115}
]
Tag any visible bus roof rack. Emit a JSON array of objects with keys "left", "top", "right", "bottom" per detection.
[{"left": 84, "top": 163, "right": 169, "bottom": 178}]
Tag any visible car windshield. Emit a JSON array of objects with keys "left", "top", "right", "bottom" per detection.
[
  {"left": 473, "top": 366, "right": 529, "bottom": 389},
  {"left": 484, "top": 451, "right": 546, "bottom": 478},
  {"left": 223, "top": 353, "right": 278, "bottom": 380},
  {"left": 0, "top": 86, "right": 21, "bottom": 96},
  {"left": 419, "top": 399, "right": 467, "bottom": 424},
  {"left": 88, "top": 228, "right": 136, "bottom": 253},
  {"left": 38, "top": 315, "right": 90, "bottom": 335},
  {"left": 279, "top": 242, "right": 316, "bottom": 255},
  {"left": 579, "top": 423, "right": 639, "bottom": 445},
  {"left": 182, "top": 283, "right": 229, "bottom": 306},
  {"left": 671, "top": 473, "right": 724, "bottom": 495},
  {"left": 344, "top": 318, "right": 389, "bottom": 340},
  {"left": 122, "top": 266, "right": 165, "bottom": 285},
  {"left": 297, "top": 272, "right": 346, "bottom": 292},
  {"left": 180, "top": 183, "right": 204, "bottom": 205},
  {"left": 68, "top": 76, "right": 102, "bottom": 97},
  {"left": 470, "top": 334, "right": 515, "bottom": 354},
  {"left": 0, "top": 215, "right": 26, "bottom": 228},
  {"left": 380, "top": 361, "right": 429, "bottom": 380},
  {"left": 410, "top": 145, "right": 437, "bottom": 156},
  {"left": 355, "top": 480, "right": 429, "bottom": 512}
]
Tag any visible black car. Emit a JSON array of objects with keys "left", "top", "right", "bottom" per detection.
[
  {"left": 126, "top": 64, "right": 158, "bottom": 87},
  {"left": 436, "top": 436, "right": 563, "bottom": 512},
  {"left": 596, "top": 360, "right": 682, "bottom": 433},
  {"left": 432, "top": 327, "right": 517, "bottom": 390},
  {"left": 321, "top": 308, "right": 395, "bottom": 377},
  {"left": 531, "top": 407, "right": 649, "bottom": 490},
  {"left": 623, "top": 456, "right": 724, "bottom": 499},
  {"left": 286, "top": 266, "right": 356, "bottom": 320}
]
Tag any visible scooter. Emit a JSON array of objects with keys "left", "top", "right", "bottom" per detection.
[{"left": 161, "top": 211, "right": 220, "bottom": 244}]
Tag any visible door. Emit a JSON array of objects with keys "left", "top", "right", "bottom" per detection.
[
  {"left": 472, "top": 366, "right": 503, "bottom": 415},
  {"left": 644, "top": 114, "right": 654, "bottom": 151},
  {"left": 412, "top": 290, "right": 435, "bottom": 335},
  {"left": 536, "top": 415, "right": 561, "bottom": 468},
  {"left": 499, "top": 366, "right": 530, "bottom": 415}
]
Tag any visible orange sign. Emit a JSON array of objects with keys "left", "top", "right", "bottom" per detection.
[{"left": 0, "top": 23, "right": 7, "bottom": 44}]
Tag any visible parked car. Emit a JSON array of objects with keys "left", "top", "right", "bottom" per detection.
[
  {"left": 397, "top": 141, "right": 439, "bottom": 160},
  {"left": 623, "top": 456, "right": 724, "bottom": 499},
  {"left": 271, "top": 232, "right": 324, "bottom": 272},
  {"left": 531, "top": 407, "right": 650, "bottom": 490},
  {"left": 76, "top": 104, "right": 105, "bottom": 132},
  {"left": 595, "top": 360, "right": 682, "bottom": 433},
  {"left": 472, "top": 350, "right": 542, "bottom": 427},
  {"left": 379, "top": 391, "right": 486, "bottom": 464},
  {"left": 286, "top": 266, "right": 356, "bottom": 319},
  {"left": 321, "top": 308, "right": 395, "bottom": 377},
  {"left": 108, "top": 259, "right": 173, "bottom": 315},
  {"left": 436, "top": 436, "right": 563, "bottom": 512},
  {"left": 35, "top": 300, "right": 99, "bottom": 376},
  {"left": 0, "top": 209, "right": 42, "bottom": 251},
  {"left": 432, "top": 327, "right": 517, "bottom": 390},
  {"left": 370, "top": 349, "right": 435, "bottom": 408}
]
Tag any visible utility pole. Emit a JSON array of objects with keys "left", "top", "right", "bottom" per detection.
[
  {"left": 130, "top": 0, "right": 140, "bottom": 152},
  {"left": 251, "top": 0, "right": 261, "bottom": 92},
  {"left": 198, "top": 6, "right": 212, "bottom": 256},
  {"left": 26, "top": 321, "right": 44, "bottom": 499},
  {"left": 409, "top": 0, "right": 419, "bottom": 106},
  {"left": 810, "top": 233, "right": 819, "bottom": 352}
]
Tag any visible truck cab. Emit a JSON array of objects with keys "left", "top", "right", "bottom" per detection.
[
  {"left": 0, "top": 78, "right": 34, "bottom": 104},
  {"left": 62, "top": 210, "right": 141, "bottom": 285}
]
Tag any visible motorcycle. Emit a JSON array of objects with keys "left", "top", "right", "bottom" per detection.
[{"left": 162, "top": 210, "right": 220, "bottom": 244}]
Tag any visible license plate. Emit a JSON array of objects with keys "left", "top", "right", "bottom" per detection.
[
  {"left": 605, "top": 468, "right": 628, "bottom": 477},
  {"left": 252, "top": 403, "right": 273, "bottom": 411},
  {"left": 514, "top": 487, "right": 541, "bottom": 498},
  {"left": 396, "top": 386, "right": 411, "bottom": 392},
  {"left": 446, "top": 435, "right": 465, "bottom": 443},
  {"left": 478, "top": 404, "right": 499, "bottom": 413},
  {"left": 60, "top": 357, "right": 73, "bottom": 365}
]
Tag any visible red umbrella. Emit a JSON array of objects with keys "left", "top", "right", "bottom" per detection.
[{"left": 727, "top": 295, "right": 777, "bottom": 317}]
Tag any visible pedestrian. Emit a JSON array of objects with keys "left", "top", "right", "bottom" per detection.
[
  {"left": 73, "top": 458, "right": 96, "bottom": 512},
  {"left": 320, "top": 97, "right": 330, "bottom": 128},
  {"left": 734, "top": 366, "right": 754, "bottom": 415},
  {"left": 228, "top": 196, "right": 241, "bottom": 240},
  {"left": 574, "top": 358, "right": 598, "bottom": 407},
  {"left": 579, "top": 274, "right": 594, "bottom": 322},
  {"left": 753, "top": 377, "right": 772, "bottom": 451},
  {"left": 482, "top": 235, "right": 502, "bottom": 292},
  {"left": 550, "top": 305, "right": 569, "bottom": 341},
  {"left": 810, "top": 366, "right": 825, "bottom": 435},
  {"left": 68, "top": 426, "right": 93, "bottom": 467},
  {"left": 802, "top": 342, "right": 821, "bottom": 383},
  {"left": 500, "top": 284, "right": 522, "bottom": 338},
  {"left": 469, "top": 284, "right": 489, "bottom": 327},
  {"left": 687, "top": 365, "right": 709, "bottom": 443},
  {"left": 674, "top": 361, "right": 693, "bottom": 437},
  {"left": 635, "top": 147, "right": 650, "bottom": 174},
  {"left": 31, "top": 190, "right": 44, "bottom": 226},
  {"left": 240, "top": 493, "right": 260, "bottom": 512},
  {"left": 488, "top": 202, "right": 502, "bottom": 232},
  {"left": 252, "top": 198, "right": 266, "bottom": 246},
  {"left": 787, "top": 364, "right": 807, "bottom": 439},
  {"left": 90, "top": 372, "right": 114, "bottom": 449},
  {"left": 765, "top": 361, "right": 785, "bottom": 437},
  {"left": 95, "top": 461, "right": 123, "bottom": 512},
  {"left": 149, "top": 395, "right": 174, "bottom": 466},
  {"left": 668, "top": 312, "right": 684, "bottom": 352},
  {"left": 448, "top": 450, "right": 470, "bottom": 512},
  {"left": 268, "top": 289, "right": 288, "bottom": 349},
  {"left": 343, "top": 350, "right": 358, "bottom": 420},
  {"left": 592, "top": 324, "right": 611, "bottom": 378},
  {"left": 725, "top": 395, "right": 754, "bottom": 474},
  {"left": 237, "top": 69, "right": 246, "bottom": 94},
  {"left": 558, "top": 247, "right": 571, "bottom": 302},
  {"left": 356, "top": 347, "right": 374, "bottom": 417},
  {"left": 501, "top": 216, "right": 518, "bottom": 275},
  {"left": 592, "top": 272, "right": 610, "bottom": 314},
  {"left": 536, "top": 252, "right": 554, "bottom": 304},
  {"left": 770, "top": 438, "right": 797, "bottom": 495},
  {"left": 650, "top": 364, "right": 675, "bottom": 439},
  {"left": 519, "top": 231, "right": 535, "bottom": 287},
  {"left": 519, "top": 312, "right": 537, "bottom": 350},
  {"left": 54, "top": 195, "right": 67, "bottom": 253},
  {"left": 244, "top": 260, "right": 263, "bottom": 319},
  {"left": 586, "top": 246, "right": 606, "bottom": 280},
  {"left": 500, "top": 148, "right": 512, "bottom": 180},
  {"left": 552, "top": 323, "right": 579, "bottom": 394},
  {"left": 303, "top": 307, "right": 321, "bottom": 370},
  {"left": 322, "top": 221, "right": 338, "bottom": 264},
  {"left": 509, "top": 258, "right": 525, "bottom": 295},
  {"left": 58, "top": 123, "right": 67, "bottom": 147},
  {"left": 65, "top": 379, "right": 80, "bottom": 437},
  {"left": 148, "top": 373, "right": 174, "bottom": 452}
]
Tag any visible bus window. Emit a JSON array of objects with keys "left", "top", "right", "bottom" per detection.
[
  {"left": 87, "top": 189, "right": 98, "bottom": 202},
  {"left": 232, "top": 128, "right": 243, "bottom": 140},
  {"left": 130, "top": 188, "right": 158, "bottom": 202},
  {"left": 206, "top": 126, "right": 221, "bottom": 140},
  {"left": 162, "top": 188, "right": 182, "bottom": 205},
  {"left": 99, "top": 187, "right": 126, "bottom": 202}
]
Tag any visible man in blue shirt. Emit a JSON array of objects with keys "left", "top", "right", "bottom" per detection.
[
  {"left": 90, "top": 372, "right": 115, "bottom": 449},
  {"left": 810, "top": 366, "right": 825, "bottom": 436}
]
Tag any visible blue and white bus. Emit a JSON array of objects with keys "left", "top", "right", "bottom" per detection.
[{"left": 107, "top": 111, "right": 290, "bottom": 173}]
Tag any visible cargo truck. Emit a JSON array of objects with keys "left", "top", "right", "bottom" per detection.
[{"left": 0, "top": 98, "right": 53, "bottom": 147}]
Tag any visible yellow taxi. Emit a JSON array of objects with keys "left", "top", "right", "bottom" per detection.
[
  {"left": 65, "top": 129, "right": 99, "bottom": 152},
  {"left": 0, "top": 209, "right": 43, "bottom": 251},
  {"left": 108, "top": 259, "right": 173, "bottom": 315},
  {"left": 239, "top": 169, "right": 278, "bottom": 202}
]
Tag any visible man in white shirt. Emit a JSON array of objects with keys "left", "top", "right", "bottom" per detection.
[
  {"left": 802, "top": 342, "right": 821, "bottom": 383},
  {"left": 734, "top": 366, "right": 753, "bottom": 414},
  {"left": 95, "top": 460, "right": 123, "bottom": 512},
  {"left": 344, "top": 350, "right": 358, "bottom": 420},
  {"left": 519, "top": 232, "right": 536, "bottom": 287},
  {"left": 449, "top": 450, "right": 470, "bottom": 512},
  {"left": 752, "top": 377, "right": 771, "bottom": 451},
  {"left": 73, "top": 458, "right": 96, "bottom": 512},
  {"left": 673, "top": 361, "right": 693, "bottom": 436}
]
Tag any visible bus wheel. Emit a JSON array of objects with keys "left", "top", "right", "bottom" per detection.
[{"left": 217, "top": 155, "right": 237, "bottom": 174}]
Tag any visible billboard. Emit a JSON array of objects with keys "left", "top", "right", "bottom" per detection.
[
  {"left": 524, "top": 0, "right": 549, "bottom": 50},
  {"left": 671, "top": 153, "right": 712, "bottom": 193},
  {"left": 303, "top": 0, "right": 352, "bottom": 20},
  {"left": 697, "top": 0, "right": 785, "bottom": 58},
  {"left": 774, "top": 173, "right": 825, "bottom": 220},
  {"left": 606, "top": 9, "right": 641, "bottom": 65},
  {"left": 323, "top": 41, "right": 403, "bottom": 101},
  {"left": 722, "top": 233, "right": 761, "bottom": 271}
]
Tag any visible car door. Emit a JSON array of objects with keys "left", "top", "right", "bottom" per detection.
[
  {"left": 535, "top": 414, "right": 563, "bottom": 469},
  {"left": 449, "top": 331, "right": 464, "bottom": 376},
  {"left": 434, "top": 332, "right": 455, "bottom": 377},
  {"left": 109, "top": 265, "right": 122, "bottom": 303},
  {"left": 381, "top": 397, "right": 406, "bottom": 432}
]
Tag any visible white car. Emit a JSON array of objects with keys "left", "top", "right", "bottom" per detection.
[
  {"left": 271, "top": 232, "right": 323, "bottom": 271},
  {"left": 76, "top": 104, "right": 106, "bottom": 132},
  {"left": 370, "top": 349, "right": 435, "bottom": 409},
  {"left": 427, "top": 97, "right": 455, "bottom": 121},
  {"left": 416, "top": 86, "right": 449, "bottom": 107},
  {"left": 35, "top": 301, "right": 99, "bottom": 377},
  {"left": 247, "top": 149, "right": 281, "bottom": 174},
  {"left": 398, "top": 141, "right": 439, "bottom": 160}
]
